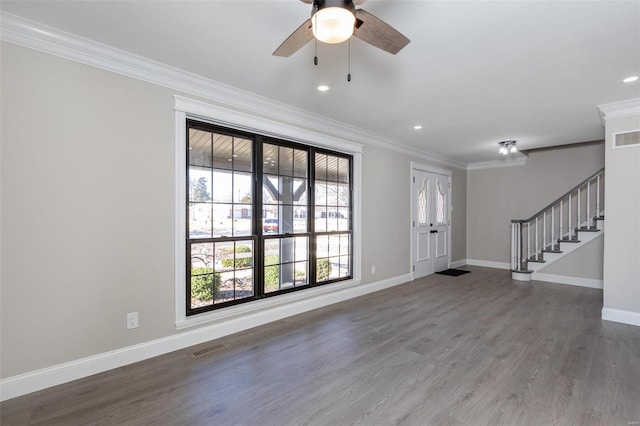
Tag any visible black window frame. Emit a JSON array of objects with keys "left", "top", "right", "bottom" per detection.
[{"left": 186, "top": 119, "right": 353, "bottom": 316}]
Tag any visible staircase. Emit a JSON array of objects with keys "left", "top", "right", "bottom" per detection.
[{"left": 510, "top": 168, "right": 605, "bottom": 281}]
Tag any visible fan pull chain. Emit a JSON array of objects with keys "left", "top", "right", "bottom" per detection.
[
  {"left": 347, "top": 39, "right": 352, "bottom": 82},
  {"left": 313, "top": 15, "right": 318, "bottom": 66}
]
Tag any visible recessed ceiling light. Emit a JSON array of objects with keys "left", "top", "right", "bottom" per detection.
[
  {"left": 623, "top": 76, "right": 639, "bottom": 83},
  {"left": 414, "top": 125, "right": 422, "bottom": 130},
  {"left": 317, "top": 85, "right": 330, "bottom": 92}
]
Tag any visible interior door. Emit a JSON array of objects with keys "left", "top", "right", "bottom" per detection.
[{"left": 412, "top": 169, "right": 450, "bottom": 278}]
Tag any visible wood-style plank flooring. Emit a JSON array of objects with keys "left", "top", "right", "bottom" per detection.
[{"left": 2, "top": 266, "right": 639, "bottom": 425}]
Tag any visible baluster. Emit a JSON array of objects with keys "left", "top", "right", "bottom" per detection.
[
  {"left": 518, "top": 223, "right": 522, "bottom": 270},
  {"left": 568, "top": 193, "right": 572, "bottom": 239},
  {"left": 577, "top": 186, "right": 581, "bottom": 229},
  {"left": 535, "top": 217, "right": 539, "bottom": 256},
  {"left": 527, "top": 222, "right": 531, "bottom": 260},
  {"left": 543, "top": 211, "right": 547, "bottom": 250},
  {"left": 596, "top": 174, "right": 601, "bottom": 217},
  {"left": 560, "top": 199, "right": 563, "bottom": 241},
  {"left": 551, "top": 205, "right": 555, "bottom": 247},
  {"left": 587, "top": 181, "right": 591, "bottom": 227}
]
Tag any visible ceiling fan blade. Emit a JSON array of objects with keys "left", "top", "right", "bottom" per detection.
[
  {"left": 273, "top": 18, "right": 314, "bottom": 57},
  {"left": 353, "top": 9, "right": 410, "bottom": 55}
]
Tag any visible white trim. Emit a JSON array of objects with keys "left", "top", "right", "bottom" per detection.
[
  {"left": 602, "top": 307, "right": 640, "bottom": 327},
  {"left": 466, "top": 156, "right": 528, "bottom": 171},
  {"left": 0, "top": 11, "right": 466, "bottom": 170},
  {"left": 174, "top": 95, "right": 363, "bottom": 329},
  {"left": 597, "top": 98, "right": 640, "bottom": 125},
  {"left": 532, "top": 273, "right": 603, "bottom": 289},
  {"left": 612, "top": 129, "right": 640, "bottom": 150},
  {"left": 466, "top": 259, "right": 511, "bottom": 270},
  {"left": 410, "top": 162, "right": 453, "bottom": 177},
  {"left": 450, "top": 259, "right": 467, "bottom": 268},
  {"left": 0, "top": 272, "right": 411, "bottom": 402},
  {"left": 512, "top": 271, "right": 532, "bottom": 282}
]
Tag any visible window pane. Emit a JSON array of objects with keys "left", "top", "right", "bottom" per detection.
[
  {"left": 329, "top": 235, "right": 341, "bottom": 257},
  {"left": 280, "top": 208, "right": 294, "bottom": 234},
  {"left": 233, "top": 137, "right": 253, "bottom": 172},
  {"left": 213, "top": 134, "right": 234, "bottom": 170},
  {"left": 189, "top": 203, "right": 212, "bottom": 238},
  {"left": 293, "top": 179, "right": 308, "bottom": 205},
  {"left": 315, "top": 182, "right": 327, "bottom": 205},
  {"left": 337, "top": 183, "right": 349, "bottom": 207},
  {"left": 315, "top": 207, "right": 327, "bottom": 232},
  {"left": 212, "top": 204, "right": 233, "bottom": 237},
  {"left": 234, "top": 172, "right": 253, "bottom": 204},
  {"left": 317, "top": 258, "right": 332, "bottom": 282},
  {"left": 294, "top": 150, "right": 308, "bottom": 178},
  {"left": 338, "top": 157, "right": 349, "bottom": 183},
  {"left": 317, "top": 235, "right": 329, "bottom": 258},
  {"left": 279, "top": 146, "right": 294, "bottom": 176},
  {"left": 212, "top": 170, "right": 233, "bottom": 203},
  {"left": 191, "top": 273, "right": 215, "bottom": 309},
  {"left": 263, "top": 144, "right": 278, "bottom": 175},
  {"left": 189, "top": 168, "right": 212, "bottom": 202},
  {"left": 339, "top": 255, "right": 351, "bottom": 278},
  {"left": 327, "top": 155, "right": 339, "bottom": 181},
  {"left": 295, "top": 261, "right": 308, "bottom": 286},
  {"left": 315, "top": 153, "right": 327, "bottom": 181},
  {"left": 191, "top": 243, "right": 214, "bottom": 270},
  {"left": 337, "top": 209, "right": 350, "bottom": 231},
  {"left": 263, "top": 175, "right": 279, "bottom": 204},
  {"left": 233, "top": 209, "right": 252, "bottom": 237},
  {"left": 189, "top": 129, "right": 212, "bottom": 168},
  {"left": 327, "top": 183, "right": 338, "bottom": 206}
]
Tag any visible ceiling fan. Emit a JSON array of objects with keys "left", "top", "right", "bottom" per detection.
[{"left": 273, "top": 0, "right": 410, "bottom": 57}]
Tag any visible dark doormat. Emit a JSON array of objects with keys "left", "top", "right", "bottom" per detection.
[{"left": 436, "top": 269, "right": 471, "bottom": 277}]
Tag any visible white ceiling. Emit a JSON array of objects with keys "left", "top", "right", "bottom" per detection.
[{"left": 2, "top": 0, "right": 639, "bottom": 165}]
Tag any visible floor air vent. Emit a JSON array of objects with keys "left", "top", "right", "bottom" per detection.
[{"left": 193, "top": 343, "right": 227, "bottom": 358}]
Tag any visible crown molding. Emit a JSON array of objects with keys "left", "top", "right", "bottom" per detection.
[
  {"left": 0, "top": 11, "right": 466, "bottom": 170},
  {"left": 597, "top": 98, "right": 640, "bottom": 125},
  {"left": 466, "top": 155, "right": 528, "bottom": 171}
]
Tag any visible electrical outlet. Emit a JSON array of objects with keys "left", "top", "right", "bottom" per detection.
[
  {"left": 371, "top": 265, "right": 376, "bottom": 274},
  {"left": 127, "top": 312, "right": 139, "bottom": 330}
]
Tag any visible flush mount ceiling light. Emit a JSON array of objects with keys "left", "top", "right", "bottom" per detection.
[
  {"left": 414, "top": 125, "right": 422, "bottom": 130},
  {"left": 273, "top": 0, "right": 410, "bottom": 57},
  {"left": 623, "top": 76, "right": 639, "bottom": 83},
  {"left": 317, "top": 84, "right": 330, "bottom": 91},
  {"left": 498, "top": 140, "right": 518, "bottom": 155}
]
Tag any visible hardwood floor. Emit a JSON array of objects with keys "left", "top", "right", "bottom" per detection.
[{"left": 2, "top": 266, "right": 639, "bottom": 425}]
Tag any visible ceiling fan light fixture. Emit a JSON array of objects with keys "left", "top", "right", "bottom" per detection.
[{"left": 312, "top": 4, "right": 356, "bottom": 44}]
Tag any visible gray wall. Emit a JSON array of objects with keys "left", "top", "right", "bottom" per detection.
[
  {"left": 466, "top": 142, "right": 605, "bottom": 264},
  {"left": 541, "top": 235, "right": 603, "bottom": 279},
  {"left": 1, "top": 43, "right": 467, "bottom": 378},
  {"left": 602, "top": 115, "right": 640, "bottom": 315}
]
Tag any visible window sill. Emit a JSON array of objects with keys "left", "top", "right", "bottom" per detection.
[{"left": 175, "top": 278, "right": 360, "bottom": 330}]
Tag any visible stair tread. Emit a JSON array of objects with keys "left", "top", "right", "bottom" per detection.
[
  {"left": 558, "top": 239, "right": 581, "bottom": 243},
  {"left": 542, "top": 249, "right": 563, "bottom": 253},
  {"left": 528, "top": 258, "right": 546, "bottom": 263},
  {"left": 512, "top": 269, "right": 533, "bottom": 274},
  {"left": 576, "top": 227, "right": 600, "bottom": 232}
]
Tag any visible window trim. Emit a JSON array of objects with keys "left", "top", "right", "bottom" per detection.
[{"left": 174, "top": 95, "right": 362, "bottom": 329}]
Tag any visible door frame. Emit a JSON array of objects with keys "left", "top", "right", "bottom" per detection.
[{"left": 410, "top": 162, "right": 452, "bottom": 280}]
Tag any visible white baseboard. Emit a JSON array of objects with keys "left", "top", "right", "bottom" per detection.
[
  {"left": 0, "top": 273, "right": 411, "bottom": 402},
  {"left": 602, "top": 307, "right": 640, "bottom": 327},
  {"left": 450, "top": 259, "right": 467, "bottom": 268},
  {"left": 465, "top": 259, "right": 511, "bottom": 270},
  {"left": 532, "top": 273, "right": 603, "bottom": 289}
]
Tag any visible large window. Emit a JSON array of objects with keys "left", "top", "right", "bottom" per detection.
[{"left": 186, "top": 120, "right": 352, "bottom": 315}]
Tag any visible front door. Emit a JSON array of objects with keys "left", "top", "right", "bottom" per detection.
[{"left": 411, "top": 169, "right": 450, "bottom": 279}]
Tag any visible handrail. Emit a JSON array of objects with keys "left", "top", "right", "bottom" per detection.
[{"left": 511, "top": 167, "right": 604, "bottom": 223}]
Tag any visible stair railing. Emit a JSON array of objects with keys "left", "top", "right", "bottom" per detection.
[{"left": 511, "top": 168, "right": 604, "bottom": 272}]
